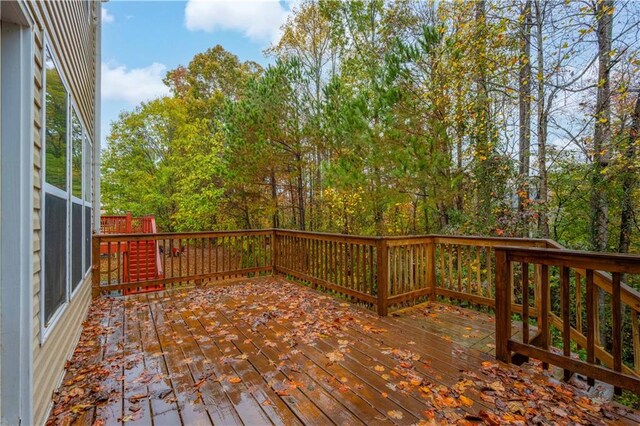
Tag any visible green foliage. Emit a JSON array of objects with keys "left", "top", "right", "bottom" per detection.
[{"left": 101, "top": 1, "right": 640, "bottom": 259}]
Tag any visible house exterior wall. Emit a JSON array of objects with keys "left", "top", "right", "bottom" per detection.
[{"left": 21, "top": 1, "right": 100, "bottom": 424}]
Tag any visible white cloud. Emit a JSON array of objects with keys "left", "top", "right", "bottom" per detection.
[
  {"left": 184, "top": 0, "right": 292, "bottom": 43},
  {"left": 102, "top": 7, "right": 115, "bottom": 24},
  {"left": 102, "top": 62, "right": 170, "bottom": 104}
]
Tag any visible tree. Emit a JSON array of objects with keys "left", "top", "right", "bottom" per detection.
[{"left": 590, "top": 0, "right": 614, "bottom": 252}]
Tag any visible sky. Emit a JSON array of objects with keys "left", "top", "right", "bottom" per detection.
[{"left": 100, "top": 0, "right": 296, "bottom": 147}]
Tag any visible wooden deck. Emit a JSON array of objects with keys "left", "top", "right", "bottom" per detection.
[{"left": 49, "top": 277, "right": 638, "bottom": 425}]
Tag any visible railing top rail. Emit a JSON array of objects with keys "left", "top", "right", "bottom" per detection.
[
  {"left": 272, "top": 229, "right": 382, "bottom": 242},
  {"left": 496, "top": 245, "right": 640, "bottom": 312},
  {"left": 496, "top": 245, "right": 640, "bottom": 273},
  {"left": 95, "top": 229, "right": 274, "bottom": 241},
  {"left": 432, "top": 234, "right": 547, "bottom": 247}
]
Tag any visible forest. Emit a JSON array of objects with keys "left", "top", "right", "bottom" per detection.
[{"left": 101, "top": 0, "right": 640, "bottom": 255}]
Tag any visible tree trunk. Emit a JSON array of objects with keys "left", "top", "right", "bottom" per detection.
[
  {"left": 518, "top": 0, "right": 532, "bottom": 236},
  {"left": 270, "top": 169, "right": 279, "bottom": 228},
  {"left": 618, "top": 93, "right": 640, "bottom": 253},
  {"left": 591, "top": 0, "right": 613, "bottom": 347},
  {"left": 534, "top": 0, "right": 549, "bottom": 238},
  {"left": 296, "top": 154, "right": 306, "bottom": 230},
  {"left": 590, "top": 0, "right": 613, "bottom": 252},
  {"left": 474, "top": 0, "right": 492, "bottom": 227}
]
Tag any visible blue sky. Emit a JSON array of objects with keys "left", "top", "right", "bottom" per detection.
[{"left": 101, "top": 0, "right": 295, "bottom": 147}]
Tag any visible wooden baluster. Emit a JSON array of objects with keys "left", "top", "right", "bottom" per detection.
[
  {"left": 487, "top": 248, "right": 493, "bottom": 300},
  {"left": 466, "top": 246, "right": 472, "bottom": 296},
  {"left": 364, "top": 246, "right": 374, "bottom": 294},
  {"left": 476, "top": 247, "right": 482, "bottom": 297},
  {"left": 345, "top": 242, "right": 349, "bottom": 289},
  {"left": 170, "top": 239, "right": 175, "bottom": 280},
  {"left": 410, "top": 245, "right": 415, "bottom": 292},
  {"left": 235, "top": 236, "right": 239, "bottom": 277},
  {"left": 575, "top": 271, "right": 583, "bottom": 338},
  {"left": 522, "top": 262, "right": 529, "bottom": 344},
  {"left": 179, "top": 238, "right": 184, "bottom": 280},
  {"left": 356, "top": 244, "right": 361, "bottom": 292},
  {"left": 118, "top": 241, "right": 122, "bottom": 286},
  {"left": 561, "top": 266, "right": 572, "bottom": 381},
  {"left": 395, "top": 247, "right": 400, "bottom": 296},
  {"left": 107, "top": 240, "right": 112, "bottom": 287},
  {"left": 427, "top": 241, "right": 436, "bottom": 301},
  {"left": 495, "top": 248, "right": 511, "bottom": 363},
  {"left": 312, "top": 238, "right": 316, "bottom": 278},
  {"left": 264, "top": 234, "right": 268, "bottom": 270},
  {"left": 377, "top": 239, "right": 389, "bottom": 316},
  {"left": 540, "top": 264, "right": 550, "bottom": 370},
  {"left": 632, "top": 310, "right": 640, "bottom": 375},
  {"left": 187, "top": 238, "right": 191, "bottom": 281},
  {"left": 457, "top": 245, "right": 462, "bottom": 293},
  {"left": 448, "top": 245, "right": 454, "bottom": 291},
  {"left": 612, "top": 272, "right": 622, "bottom": 396},
  {"left": 400, "top": 246, "right": 406, "bottom": 295},
  {"left": 439, "top": 245, "right": 446, "bottom": 291},
  {"left": 136, "top": 240, "right": 141, "bottom": 283},
  {"left": 207, "top": 237, "right": 211, "bottom": 277},
  {"left": 534, "top": 264, "right": 542, "bottom": 320},
  {"left": 160, "top": 239, "right": 166, "bottom": 280}
]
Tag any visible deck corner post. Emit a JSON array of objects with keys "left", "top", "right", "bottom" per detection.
[
  {"left": 426, "top": 239, "right": 436, "bottom": 301},
  {"left": 495, "top": 247, "right": 511, "bottom": 363},
  {"left": 377, "top": 238, "right": 389, "bottom": 316},
  {"left": 91, "top": 234, "right": 101, "bottom": 299}
]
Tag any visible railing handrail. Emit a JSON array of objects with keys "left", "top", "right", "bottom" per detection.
[{"left": 495, "top": 245, "right": 640, "bottom": 273}]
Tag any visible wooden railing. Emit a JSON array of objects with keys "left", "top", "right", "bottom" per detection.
[
  {"left": 91, "top": 228, "right": 640, "bottom": 392},
  {"left": 92, "top": 230, "right": 273, "bottom": 298},
  {"left": 100, "top": 213, "right": 155, "bottom": 234},
  {"left": 495, "top": 246, "right": 640, "bottom": 395},
  {"left": 432, "top": 235, "right": 546, "bottom": 316},
  {"left": 273, "top": 230, "right": 380, "bottom": 307}
]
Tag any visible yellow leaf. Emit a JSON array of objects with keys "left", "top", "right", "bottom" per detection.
[{"left": 459, "top": 395, "right": 474, "bottom": 407}]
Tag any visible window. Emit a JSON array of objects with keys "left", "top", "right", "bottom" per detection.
[{"left": 42, "top": 45, "right": 94, "bottom": 328}]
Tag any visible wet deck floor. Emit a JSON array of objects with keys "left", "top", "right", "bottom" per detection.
[{"left": 48, "top": 276, "right": 639, "bottom": 425}]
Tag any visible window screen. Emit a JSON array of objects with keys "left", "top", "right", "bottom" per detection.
[
  {"left": 72, "top": 202, "right": 83, "bottom": 290},
  {"left": 44, "top": 193, "right": 67, "bottom": 323},
  {"left": 71, "top": 110, "right": 82, "bottom": 198},
  {"left": 84, "top": 136, "right": 92, "bottom": 202},
  {"left": 84, "top": 206, "right": 92, "bottom": 273},
  {"left": 44, "top": 48, "right": 68, "bottom": 190}
]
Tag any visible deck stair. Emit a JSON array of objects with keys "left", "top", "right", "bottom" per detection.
[{"left": 100, "top": 212, "right": 164, "bottom": 294}]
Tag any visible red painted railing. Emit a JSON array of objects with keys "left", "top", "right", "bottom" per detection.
[{"left": 99, "top": 213, "right": 164, "bottom": 294}]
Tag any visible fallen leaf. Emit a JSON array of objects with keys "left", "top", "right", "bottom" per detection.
[
  {"left": 459, "top": 395, "right": 474, "bottom": 407},
  {"left": 387, "top": 410, "right": 404, "bottom": 419}
]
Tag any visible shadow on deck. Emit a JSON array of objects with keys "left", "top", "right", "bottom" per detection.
[{"left": 48, "top": 277, "right": 638, "bottom": 425}]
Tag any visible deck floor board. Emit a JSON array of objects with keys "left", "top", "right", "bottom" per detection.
[{"left": 48, "top": 277, "right": 639, "bottom": 425}]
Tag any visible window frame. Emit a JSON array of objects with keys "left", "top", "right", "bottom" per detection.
[{"left": 40, "top": 38, "right": 94, "bottom": 342}]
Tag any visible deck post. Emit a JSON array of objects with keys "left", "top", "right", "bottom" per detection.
[
  {"left": 92, "top": 234, "right": 101, "bottom": 299},
  {"left": 495, "top": 248, "right": 511, "bottom": 363},
  {"left": 126, "top": 211, "right": 132, "bottom": 233},
  {"left": 426, "top": 238, "right": 436, "bottom": 301},
  {"left": 271, "top": 229, "right": 278, "bottom": 276},
  {"left": 376, "top": 238, "right": 389, "bottom": 316}
]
